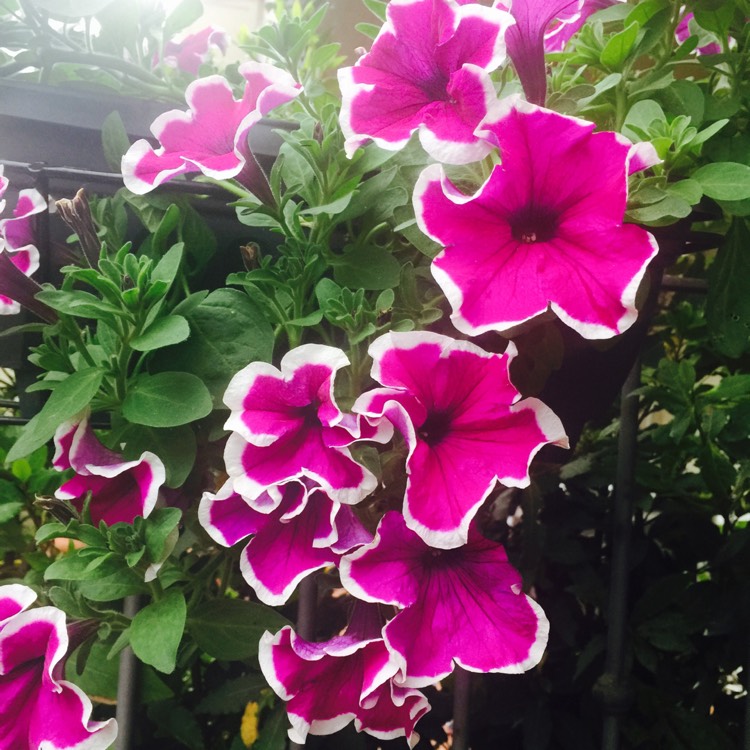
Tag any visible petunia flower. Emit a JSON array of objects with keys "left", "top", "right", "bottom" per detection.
[
  {"left": 340, "top": 512, "right": 548, "bottom": 687},
  {"left": 121, "top": 62, "right": 301, "bottom": 202},
  {"left": 199, "top": 479, "right": 371, "bottom": 605},
  {"left": 414, "top": 98, "right": 659, "bottom": 340},
  {"left": 338, "top": 0, "right": 513, "bottom": 164},
  {"left": 543, "top": 0, "right": 624, "bottom": 52},
  {"left": 160, "top": 26, "right": 230, "bottom": 76},
  {"left": 353, "top": 331, "right": 567, "bottom": 549},
  {"left": 0, "top": 168, "right": 46, "bottom": 316},
  {"left": 53, "top": 416, "right": 166, "bottom": 526},
  {"left": 260, "top": 603, "right": 429, "bottom": 746},
  {"left": 0, "top": 584, "right": 118, "bottom": 750},
  {"left": 223, "top": 345, "right": 390, "bottom": 506},
  {"left": 502, "top": 0, "right": 582, "bottom": 104}
]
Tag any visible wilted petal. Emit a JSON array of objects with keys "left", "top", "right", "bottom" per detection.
[
  {"left": 416, "top": 99, "right": 658, "bottom": 339},
  {"left": 339, "top": 0, "right": 513, "bottom": 164},
  {"left": 341, "top": 512, "right": 548, "bottom": 687}
]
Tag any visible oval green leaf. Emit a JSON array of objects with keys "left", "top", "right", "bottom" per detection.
[{"left": 122, "top": 372, "right": 212, "bottom": 427}]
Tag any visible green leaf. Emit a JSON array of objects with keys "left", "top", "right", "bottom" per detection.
[
  {"left": 354, "top": 21, "right": 381, "bottom": 40},
  {"left": 195, "top": 673, "right": 267, "bottom": 714},
  {"left": 255, "top": 703, "right": 289, "bottom": 750},
  {"left": 188, "top": 599, "right": 290, "bottom": 661},
  {"left": 7, "top": 368, "right": 104, "bottom": 462},
  {"left": 666, "top": 179, "right": 702, "bottom": 205},
  {"left": 67, "top": 641, "right": 173, "bottom": 703},
  {"left": 693, "top": 162, "right": 750, "bottom": 201},
  {"left": 144, "top": 508, "right": 182, "bottom": 562},
  {"left": 163, "top": 0, "right": 204, "bottom": 39},
  {"left": 122, "top": 372, "right": 213, "bottom": 428},
  {"left": 101, "top": 111, "right": 131, "bottom": 173},
  {"left": 130, "top": 590, "right": 186, "bottom": 674},
  {"left": 333, "top": 246, "right": 402, "bottom": 290},
  {"left": 35, "top": 289, "right": 120, "bottom": 320},
  {"left": 131, "top": 315, "right": 190, "bottom": 352},
  {"left": 152, "top": 289, "right": 273, "bottom": 406},
  {"left": 707, "top": 219, "right": 750, "bottom": 357},
  {"left": 150, "top": 243, "right": 184, "bottom": 287},
  {"left": 363, "top": 0, "right": 387, "bottom": 21},
  {"left": 0, "top": 501, "right": 23, "bottom": 523},
  {"left": 622, "top": 99, "right": 665, "bottom": 141},
  {"left": 600, "top": 21, "right": 639, "bottom": 69},
  {"left": 148, "top": 701, "right": 204, "bottom": 750}
]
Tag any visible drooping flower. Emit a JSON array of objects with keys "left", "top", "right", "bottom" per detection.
[
  {"left": 223, "top": 345, "right": 390, "bottom": 506},
  {"left": 414, "top": 98, "right": 659, "bottom": 339},
  {"left": 503, "top": 0, "right": 582, "bottom": 104},
  {"left": 353, "top": 331, "right": 566, "bottom": 548},
  {"left": 338, "top": 0, "right": 513, "bottom": 164},
  {"left": 0, "top": 168, "right": 46, "bottom": 316},
  {"left": 260, "top": 604, "right": 429, "bottom": 746},
  {"left": 199, "top": 479, "right": 371, "bottom": 605},
  {"left": 0, "top": 584, "right": 118, "bottom": 750},
  {"left": 340, "top": 512, "right": 548, "bottom": 687},
  {"left": 53, "top": 416, "right": 166, "bottom": 526},
  {"left": 161, "top": 26, "right": 230, "bottom": 75},
  {"left": 121, "top": 62, "right": 301, "bottom": 202}
]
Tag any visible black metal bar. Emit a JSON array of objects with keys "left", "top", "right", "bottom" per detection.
[
  {"left": 660, "top": 275, "right": 708, "bottom": 292},
  {"left": 599, "top": 359, "right": 641, "bottom": 749},
  {"left": 451, "top": 667, "right": 472, "bottom": 750},
  {"left": 115, "top": 595, "right": 141, "bottom": 750},
  {"left": 289, "top": 575, "right": 317, "bottom": 749}
]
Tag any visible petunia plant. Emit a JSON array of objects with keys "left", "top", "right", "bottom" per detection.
[{"left": 2, "top": 0, "right": 750, "bottom": 747}]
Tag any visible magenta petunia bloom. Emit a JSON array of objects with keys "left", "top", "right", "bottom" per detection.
[
  {"left": 338, "top": 0, "right": 513, "bottom": 164},
  {"left": 0, "top": 168, "right": 45, "bottom": 316},
  {"left": 543, "top": 0, "right": 623, "bottom": 52},
  {"left": 340, "top": 512, "right": 548, "bottom": 687},
  {"left": 260, "top": 604, "right": 429, "bottom": 746},
  {"left": 223, "top": 345, "right": 390, "bottom": 506},
  {"left": 53, "top": 417, "right": 166, "bottom": 526},
  {"left": 199, "top": 479, "right": 371, "bottom": 605},
  {"left": 121, "top": 62, "right": 301, "bottom": 200},
  {"left": 0, "top": 584, "right": 118, "bottom": 750},
  {"left": 414, "top": 99, "right": 659, "bottom": 339},
  {"left": 161, "top": 26, "right": 230, "bottom": 75},
  {"left": 353, "top": 331, "right": 566, "bottom": 548}
]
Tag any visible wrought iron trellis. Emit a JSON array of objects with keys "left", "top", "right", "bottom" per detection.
[{"left": 0, "top": 160, "right": 735, "bottom": 750}]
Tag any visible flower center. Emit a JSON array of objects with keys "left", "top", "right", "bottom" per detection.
[
  {"left": 418, "top": 411, "right": 451, "bottom": 446},
  {"left": 510, "top": 205, "right": 559, "bottom": 244},
  {"left": 299, "top": 401, "right": 320, "bottom": 427}
]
